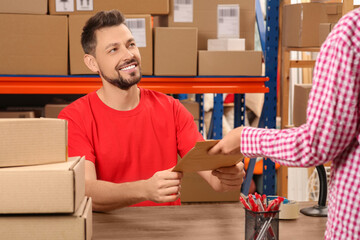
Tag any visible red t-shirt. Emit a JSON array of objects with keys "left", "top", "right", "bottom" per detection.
[{"left": 59, "top": 88, "right": 203, "bottom": 206}]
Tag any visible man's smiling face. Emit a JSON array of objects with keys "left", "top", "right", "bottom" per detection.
[{"left": 93, "top": 23, "right": 142, "bottom": 90}]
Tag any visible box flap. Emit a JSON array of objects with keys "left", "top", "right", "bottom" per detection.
[
  {"left": 325, "top": 3, "right": 339, "bottom": 15},
  {"left": 73, "top": 156, "right": 86, "bottom": 212},
  {"left": 73, "top": 197, "right": 93, "bottom": 240},
  {"left": 84, "top": 198, "right": 93, "bottom": 240},
  {"left": 0, "top": 157, "right": 80, "bottom": 172}
]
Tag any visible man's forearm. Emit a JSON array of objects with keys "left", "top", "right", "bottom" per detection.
[{"left": 86, "top": 179, "right": 148, "bottom": 212}]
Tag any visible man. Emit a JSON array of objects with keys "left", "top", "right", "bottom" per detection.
[
  {"left": 209, "top": 8, "right": 360, "bottom": 239},
  {"left": 59, "top": 10, "right": 245, "bottom": 212}
]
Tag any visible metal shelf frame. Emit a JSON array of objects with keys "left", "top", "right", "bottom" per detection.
[{"left": 0, "top": 75, "right": 268, "bottom": 94}]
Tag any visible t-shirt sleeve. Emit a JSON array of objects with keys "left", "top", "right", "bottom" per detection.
[
  {"left": 58, "top": 105, "right": 96, "bottom": 163},
  {"left": 174, "top": 100, "right": 204, "bottom": 158}
]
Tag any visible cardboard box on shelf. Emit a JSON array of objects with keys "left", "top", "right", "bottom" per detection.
[
  {"left": 0, "top": 14, "right": 68, "bottom": 75},
  {"left": 6, "top": 107, "right": 44, "bottom": 118},
  {"left": 0, "top": 157, "right": 85, "bottom": 214},
  {"left": 69, "top": 14, "right": 153, "bottom": 75},
  {"left": 49, "top": 0, "right": 168, "bottom": 15},
  {"left": 68, "top": 15, "right": 92, "bottom": 75},
  {"left": 167, "top": 0, "right": 255, "bottom": 50},
  {"left": 208, "top": 38, "right": 246, "bottom": 51},
  {"left": 0, "top": 0, "right": 47, "bottom": 14},
  {"left": 154, "top": 27, "right": 198, "bottom": 76},
  {"left": 0, "top": 118, "right": 67, "bottom": 167},
  {"left": 181, "top": 172, "right": 240, "bottom": 203},
  {"left": 282, "top": 3, "right": 342, "bottom": 47},
  {"left": 293, "top": 84, "right": 312, "bottom": 127},
  {"left": 319, "top": 23, "right": 336, "bottom": 46},
  {"left": 44, "top": 104, "right": 69, "bottom": 118},
  {"left": 180, "top": 100, "right": 200, "bottom": 120},
  {"left": 0, "top": 111, "right": 35, "bottom": 118},
  {"left": 0, "top": 196, "right": 92, "bottom": 240},
  {"left": 198, "top": 51, "right": 262, "bottom": 76}
]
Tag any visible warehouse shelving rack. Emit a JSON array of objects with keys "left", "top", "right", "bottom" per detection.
[
  {"left": 0, "top": 0, "right": 279, "bottom": 195},
  {"left": 0, "top": 75, "right": 269, "bottom": 145}
]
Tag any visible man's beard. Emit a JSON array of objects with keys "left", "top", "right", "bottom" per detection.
[{"left": 99, "top": 60, "right": 142, "bottom": 90}]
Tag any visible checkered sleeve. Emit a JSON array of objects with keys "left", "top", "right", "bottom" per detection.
[{"left": 241, "top": 12, "right": 360, "bottom": 168}]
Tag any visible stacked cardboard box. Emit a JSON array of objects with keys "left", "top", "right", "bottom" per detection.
[
  {"left": 154, "top": 27, "right": 198, "bottom": 76},
  {"left": 181, "top": 100, "right": 201, "bottom": 130},
  {"left": 0, "top": 0, "right": 47, "bottom": 14},
  {"left": 198, "top": 51, "right": 262, "bottom": 76},
  {"left": 44, "top": 104, "right": 69, "bottom": 118},
  {"left": 0, "top": 119, "right": 67, "bottom": 167},
  {"left": 153, "top": 0, "right": 260, "bottom": 76},
  {"left": 0, "top": 13, "right": 68, "bottom": 75},
  {"left": 0, "top": 111, "right": 35, "bottom": 118},
  {"left": 293, "top": 84, "right": 312, "bottom": 127},
  {"left": 48, "top": 0, "right": 169, "bottom": 15},
  {"left": 0, "top": 118, "right": 92, "bottom": 240},
  {"left": 166, "top": 0, "right": 255, "bottom": 51},
  {"left": 0, "top": 0, "right": 261, "bottom": 77},
  {"left": 282, "top": 2, "right": 342, "bottom": 47},
  {"left": 319, "top": 23, "right": 336, "bottom": 46}
]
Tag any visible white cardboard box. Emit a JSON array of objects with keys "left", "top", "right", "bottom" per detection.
[
  {"left": 207, "top": 38, "right": 245, "bottom": 51},
  {"left": 0, "top": 157, "right": 85, "bottom": 214}
]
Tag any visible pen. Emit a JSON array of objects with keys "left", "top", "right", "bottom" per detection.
[
  {"left": 240, "top": 196, "right": 251, "bottom": 210},
  {"left": 255, "top": 192, "right": 266, "bottom": 211},
  {"left": 272, "top": 197, "right": 284, "bottom": 211},
  {"left": 262, "top": 194, "right": 267, "bottom": 208},
  {"left": 265, "top": 198, "right": 278, "bottom": 212},
  {"left": 247, "top": 194, "right": 258, "bottom": 212}
]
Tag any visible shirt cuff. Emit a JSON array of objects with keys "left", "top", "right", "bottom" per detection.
[{"left": 241, "top": 127, "right": 267, "bottom": 158}]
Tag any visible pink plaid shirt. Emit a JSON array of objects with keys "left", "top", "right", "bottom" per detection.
[{"left": 241, "top": 8, "right": 360, "bottom": 239}]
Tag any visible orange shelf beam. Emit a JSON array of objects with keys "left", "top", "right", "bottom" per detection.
[{"left": 0, "top": 75, "right": 269, "bottom": 94}]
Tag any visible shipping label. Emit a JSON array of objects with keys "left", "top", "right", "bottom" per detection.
[
  {"left": 55, "top": 0, "right": 74, "bottom": 12},
  {"left": 174, "top": 0, "right": 193, "bottom": 23},
  {"left": 217, "top": 4, "right": 240, "bottom": 38},
  {"left": 76, "top": 0, "right": 93, "bottom": 11},
  {"left": 125, "top": 18, "right": 147, "bottom": 48}
]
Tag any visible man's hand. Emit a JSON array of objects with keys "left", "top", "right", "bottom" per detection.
[
  {"left": 208, "top": 126, "right": 243, "bottom": 155},
  {"left": 144, "top": 168, "right": 183, "bottom": 203},
  {"left": 211, "top": 161, "right": 245, "bottom": 191}
]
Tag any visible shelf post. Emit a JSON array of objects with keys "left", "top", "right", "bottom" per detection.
[{"left": 258, "top": 0, "right": 279, "bottom": 195}]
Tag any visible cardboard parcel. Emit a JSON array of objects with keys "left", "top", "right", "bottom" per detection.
[
  {"left": 175, "top": 140, "right": 243, "bottom": 203},
  {"left": 0, "top": 118, "right": 67, "bottom": 167},
  {"left": 0, "top": 157, "right": 85, "bottom": 214},
  {"left": 173, "top": 140, "right": 244, "bottom": 172},
  {"left": 0, "top": 197, "right": 92, "bottom": 240}
]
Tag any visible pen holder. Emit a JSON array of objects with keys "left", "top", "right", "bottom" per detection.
[{"left": 245, "top": 208, "right": 280, "bottom": 240}]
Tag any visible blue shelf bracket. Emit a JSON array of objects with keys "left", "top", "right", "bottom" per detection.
[
  {"left": 234, "top": 94, "right": 245, "bottom": 128},
  {"left": 257, "top": 0, "right": 279, "bottom": 195},
  {"left": 208, "top": 94, "right": 223, "bottom": 140},
  {"left": 195, "top": 94, "right": 205, "bottom": 136},
  {"left": 234, "top": 93, "right": 258, "bottom": 195}
]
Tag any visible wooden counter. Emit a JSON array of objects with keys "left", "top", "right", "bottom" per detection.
[{"left": 93, "top": 201, "right": 326, "bottom": 240}]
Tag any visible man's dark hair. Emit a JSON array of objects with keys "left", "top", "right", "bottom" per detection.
[{"left": 81, "top": 9, "right": 126, "bottom": 55}]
